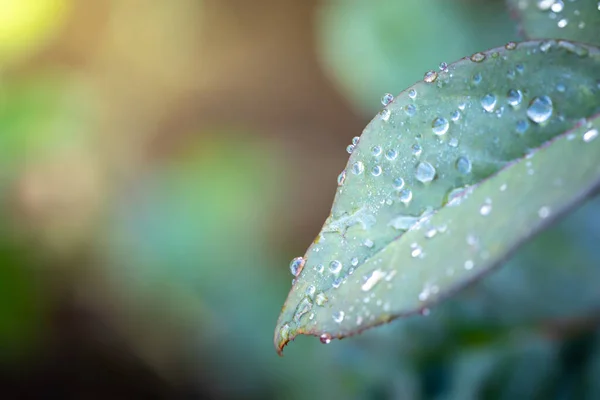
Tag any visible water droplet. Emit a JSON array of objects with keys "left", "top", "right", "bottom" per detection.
[
  {"left": 480, "top": 202, "right": 492, "bottom": 216},
  {"left": 337, "top": 170, "right": 346, "bottom": 186},
  {"left": 352, "top": 136, "right": 360, "bottom": 145},
  {"left": 516, "top": 119, "right": 530, "bottom": 134},
  {"left": 505, "top": 42, "right": 517, "bottom": 50},
  {"left": 455, "top": 156, "right": 472, "bottom": 174},
  {"left": 315, "top": 264, "right": 324, "bottom": 274},
  {"left": 507, "top": 89, "right": 523, "bottom": 107},
  {"left": 329, "top": 260, "right": 342, "bottom": 274},
  {"left": 451, "top": 110, "right": 461, "bottom": 121},
  {"left": 371, "top": 165, "right": 382, "bottom": 177},
  {"left": 293, "top": 297, "right": 313, "bottom": 322},
  {"left": 332, "top": 311, "right": 345, "bottom": 324},
  {"left": 583, "top": 128, "right": 598, "bottom": 142},
  {"left": 351, "top": 257, "right": 359, "bottom": 267},
  {"left": 352, "top": 161, "right": 365, "bottom": 175},
  {"left": 481, "top": 93, "right": 497, "bottom": 112},
  {"left": 363, "top": 238, "right": 374, "bottom": 248},
  {"left": 425, "top": 228, "right": 437, "bottom": 239},
  {"left": 558, "top": 18, "right": 568, "bottom": 28},
  {"left": 381, "top": 93, "right": 394, "bottom": 106},
  {"left": 449, "top": 137, "right": 459, "bottom": 147},
  {"left": 405, "top": 104, "right": 417, "bottom": 116},
  {"left": 556, "top": 83, "right": 566, "bottom": 92},
  {"left": 439, "top": 62, "right": 448, "bottom": 71},
  {"left": 538, "top": 206, "right": 551, "bottom": 219},
  {"left": 320, "top": 333, "right": 332, "bottom": 344},
  {"left": 399, "top": 188, "right": 413, "bottom": 204},
  {"left": 472, "top": 72, "right": 482, "bottom": 85},
  {"left": 412, "top": 144, "right": 422, "bottom": 157},
  {"left": 332, "top": 277, "right": 342, "bottom": 289},
  {"left": 315, "top": 292, "right": 328, "bottom": 306},
  {"left": 385, "top": 149, "right": 397, "bottom": 161},
  {"left": 411, "top": 243, "right": 423, "bottom": 258},
  {"left": 432, "top": 117, "right": 449, "bottom": 136},
  {"left": 346, "top": 144, "right": 355, "bottom": 154},
  {"left": 393, "top": 177, "right": 405, "bottom": 190},
  {"left": 415, "top": 162, "right": 436, "bottom": 183},
  {"left": 516, "top": 64, "right": 525, "bottom": 74},
  {"left": 306, "top": 285, "right": 316, "bottom": 298},
  {"left": 470, "top": 52, "right": 486, "bottom": 62},
  {"left": 361, "top": 269, "right": 386, "bottom": 291},
  {"left": 537, "top": 0, "right": 554, "bottom": 11},
  {"left": 408, "top": 89, "right": 417, "bottom": 99},
  {"left": 527, "top": 96, "right": 553, "bottom": 124},
  {"left": 539, "top": 40, "right": 556, "bottom": 53},
  {"left": 424, "top": 70, "right": 438, "bottom": 83},
  {"left": 372, "top": 145, "right": 382, "bottom": 156},
  {"left": 290, "top": 257, "right": 305, "bottom": 277},
  {"left": 380, "top": 109, "right": 391, "bottom": 121},
  {"left": 279, "top": 323, "right": 290, "bottom": 341},
  {"left": 464, "top": 260, "right": 474, "bottom": 270}
]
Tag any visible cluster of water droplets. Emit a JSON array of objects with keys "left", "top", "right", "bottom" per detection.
[{"left": 534, "top": 0, "right": 595, "bottom": 31}]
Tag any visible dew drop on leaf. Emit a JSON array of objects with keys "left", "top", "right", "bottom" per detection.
[{"left": 527, "top": 96, "right": 553, "bottom": 124}]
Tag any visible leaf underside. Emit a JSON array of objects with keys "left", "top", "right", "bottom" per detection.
[
  {"left": 508, "top": 0, "right": 600, "bottom": 46},
  {"left": 275, "top": 40, "right": 600, "bottom": 355}
]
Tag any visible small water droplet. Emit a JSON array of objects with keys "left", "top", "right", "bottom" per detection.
[
  {"left": 412, "top": 144, "right": 422, "bottom": 157},
  {"left": 439, "top": 62, "right": 448, "bottom": 71},
  {"left": 363, "top": 238, "right": 374, "bottom": 248},
  {"left": 539, "top": 39, "right": 556, "bottom": 53},
  {"left": 332, "top": 311, "right": 345, "bottom": 324},
  {"left": 315, "top": 264, "right": 324, "bottom": 274},
  {"left": 470, "top": 52, "right": 486, "bottom": 63},
  {"left": 337, "top": 170, "right": 346, "bottom": 186},
  {"left": 583, "top": 128, "right": 598, "bottom": 142},
  {"left": 516, "top": 64, "right": 525, "bottom": 74},
  {"left": 480, "top": 201, "right": 492, "bottom": 216},
  {"left": 352, "top": 161, "right": 365, "bottom": 175},
  {"left": 352, "top": 136, "right": 360, "bottom": 145},
  {"left": 290, "top": 257, "right": 305, "bottom": 277},
  {"left": 425, "top": 228, "right": 437, "bottom": 239},
  {"left": 408, "top": 89, "right": 417, "bottom": 99},
  {"left": 346, "top": 144, "right": 355, "bottom": 154},
  {"left": 455, "top": 156, "right": 472, "bottom": 174},
  {"left": 451, "top": 110, "right": 461, "bottom": 121},
  {"left": 415, "top": 161, "right": 436, "bottom": 183},
  {"left": 315, "top": 292, "right": 328, "bottom": 306},
  {"left": 516, "top": 119, "right": 530, "bottom": 134},
  {"left": 537, "top": 0, "right": 554, "bottom": 11},
  {"left": 385, "top": 149, "right": 397, "bottom": 161},
  {"left": 472, "top": 72, "right": 482, "bottom": 85},
  {"left": 372, "top": 145, "right": 382, "bottom": 156},
  {"left": 381, "top": 93, "right": 394, "bottom": 106},
  {"left": 306, "top": 285, "right": 316, "bottom": 298},
  {"left": 527, "top": 96, "right": 553, "bottom": 124},
  {"left": 538, "top": 206, "right": 551, "bottom": 219},
  {"left": 399, "top": 188, "right": 413, "bottom": 205},
  {"left": 380, "top": 108, "right": 391, "bottom": 121},
  {"left": 507, "top": 89, "right": 523, "bottom": 107},
  {"left": 411, "top": 242, "right": 423, "bottom": 258},
  {"left": 481, "top": 93, "right": 497, "bottom": 112},
  {"left": 558, "top": 18, "right": 568, "bottom": 28},
  {"left": 424, "top": 70, "right": 438, "bottom": 83},
  {"left": 449, "top": 137, "right": 459, "bottom": 147},
  {"left": 351, "top": 257, "right": 359, "bottom": 267},
  {"left": 505, "top": 41, "right": 517, "bottom": 50},
  {"left": 329, "top": 260, "right": 343, "bottom": 274},
  {"left": 432, "top": 117, "right": 449, "bottom": 136},
  {"left": 361, "top": 269, "right": 386, "bottom": 291},
  {"left": 393, "top": 177, "right": 405, "bottom": 190},
  {"left": 320, "top": 333, "right": 332, "bottom": 344},
  {"left": 556, "top": 83, "right": 566, "bottom": 92},
  {"left": 405, "top": 104, "right": 417, "bottom": 116},
  {"left": 464, "top": 260, "right": 474, "bottom": 270},
  {"left": 371, "top": 165, "right": 382, "bottom": 176}
]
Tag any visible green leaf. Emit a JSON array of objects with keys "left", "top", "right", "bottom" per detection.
[
  {"left": 507, "top": 0, "right": 600, "bottom": 45},
  {"left": 274, "top": 40, "right": 600, "bottom": 354}
]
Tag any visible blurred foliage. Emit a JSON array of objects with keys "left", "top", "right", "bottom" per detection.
[{"left": 0, "top": 0, "right": 598, "bottom": 399}]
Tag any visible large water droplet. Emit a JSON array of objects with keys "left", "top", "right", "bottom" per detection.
[
  {"left": 455, "top": 156, "right": 472, "bottom": 174},
  {"left": 329, "top": 260, "right": 343, "bottom": 274},
  {"left": 381, "top": 93, "right": 394, "bottom": 106},
  {"left": 507, "top": 89, "right": 523, "bottom": 107},
  {"left": 385, "top": 149, "right": 397, "bottom": 161},
  {"left": 415, "top": 162, "right": 436, "bottom": 183},
  {"left": 352, "top": 161, "right": 365, "bottom": 175},
  {"left": 481, "top": 93, "right": 497, "bottom": 112},
  {"left": 527, "top": 96, "right": 553, "bottom": 124},
  {"left": 332, "top": 311, "right": 345, "bottom": 323},
  {"left": 399, "top": 188, "right": 413, "bottom": 204},
  {"left": 583, "top": 128, "right": 598, "bottom": 143},
  {"left": 290, "top": 257, "right": 305, "bottom": 277},
  {"left": 320, "top": 333, "right": 332, "bottom": 344},
  {"left": 432, "top": 117, "right": 449, "bottom": 136},
  {"left": 424, "top": 70, "right": 438, "bottom": 83}
]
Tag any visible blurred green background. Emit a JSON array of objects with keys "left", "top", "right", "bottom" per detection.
[{"left": 0, "top": 0, "right": 599, "bottom": 398}]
